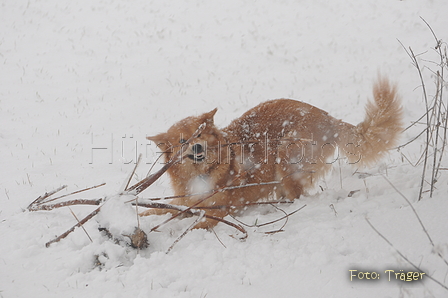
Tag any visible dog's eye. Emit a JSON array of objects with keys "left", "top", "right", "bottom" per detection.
[
  {"left": 197, "top": 134, "right": 201, "bottom": 138},
  {"left": 179, "top": 138, "right": 187, "bottom": 144}
]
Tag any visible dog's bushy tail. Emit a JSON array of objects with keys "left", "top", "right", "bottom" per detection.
[{"left": 339, "top": 76, "right": 403, "bottom": 166}]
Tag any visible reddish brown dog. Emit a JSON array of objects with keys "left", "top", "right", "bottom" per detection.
[{"left": 141, "top": 76, "right": 403, "bottom": 229}]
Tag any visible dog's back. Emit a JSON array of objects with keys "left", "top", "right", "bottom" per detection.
[
  {"left": 224, "top": 77, "right": 402, "bottom": 200},
  {"left": 223, "top": 99, "right": 343, "bottom": 198}
]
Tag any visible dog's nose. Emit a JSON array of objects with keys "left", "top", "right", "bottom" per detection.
[{"left": 192, "top": 144, "right": 203, "bottom": 154}]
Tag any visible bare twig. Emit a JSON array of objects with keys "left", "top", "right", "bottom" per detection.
[
  {"left": 166, "top": 210, "right": 206, "bottom": 254},
  {"left": 141, "top": 162, "right": 262, "bottom": 234},
  {"left": 382, "top": 175, "right": 448, "bottom": 267},
  {"left": 135, "top": 196, "right": 141, "bottom": 230},
  {"left": 143, "top": 199, "right": 248, "bottom": 236},
  {"left": 169, "top": 137, "right": 314, "bottom": 150},
  {"left": 409, "top": 46, "right": 431, "bottom": 201},
  {"left": 138, "top": 200, "right": 248, "bottom": 238},
  {"left": 401, "top": 107, "right": 433, "bottom": 133},
  {"left": 68, "top": 207, "right": 93, "bottom": 243},
  {"left": 127, "top": 181, "right": 282, "bottom": 203},
  {"left": 430, "top": 74, "right": 443, "bottom": 197},
  {"left": 27, "top": 183, "right": 106, "bottom": 211},
  {"left": 204, "top": 214, "right": 248, "bottom": 238},
  {"left": 263, "top": 204, "right": 289, "bottom": 234},
  {"left": 230, "top": 204, "right": 307, "bottom": 230},
  {"left": 210, "top": 227, "right": 227, "bottom": 248},
  {"left": 46, "top": 206, "right": 101, "bottom": 247},
  {"left": 134, "top": 199, "right": 293, "bottom": 212},
  {"left": 123, "top": 154, "right": 142, "bottom": 191},
  {"left": 251, "top": 204, "right": 306, "bottom": 228},
  {"left": 27, "top": 185, "right": 67, "bottom": 210},
  {"left": 37, "top": 183, "right": 106, "bottom": 206},
  {"left": 29, "top": 199, "right": 102, "bottom": 211},
  {"left": 365, "top": 217, "right": 448, "bottom": 291},
  {"left": 397, "top": 127, "right": 427, "bottom": 150},
  {"left": 146, "top": 150, "right": 165, "bottom": 177},
  {"left": 195, "top": 200, "right": 294, "bottom": 210}
]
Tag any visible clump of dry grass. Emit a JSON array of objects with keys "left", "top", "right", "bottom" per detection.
[{"left": 398, "top": 17, "right": 447, "bottom": 200}]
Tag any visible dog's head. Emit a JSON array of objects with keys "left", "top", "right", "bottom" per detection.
[{"left": 147, "top": 108, "right": 227, "bottom": 165}]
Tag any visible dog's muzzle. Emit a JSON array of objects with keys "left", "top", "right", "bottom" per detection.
[{"left": 187, "top": 143, "right": 205, "bottom": 162}]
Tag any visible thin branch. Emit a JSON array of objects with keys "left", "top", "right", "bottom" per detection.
[
  {"left": 397, "top": 127, "right": 428, "bottom": 150},
  {"left": 430, "top": 75, "right": 443, "bottom": 197},
  {"left": 166, "top": 210, "right": 205, "bottom": 254},
  {"left": 146, "top": 150, "right": 165, "bottom": 177},
  {"left": 27, "top": 185, "right": 67, "bottom": 210},
  {"left": 210, "top": 227, "right": 227, "bottom": 248},
  {"left": 170, "top": 137, "right": 314, "bottom": 150},
  {"left": 382, "top": 175, "right": 448, "bottom": 267},
  {"left": 36, "top": 183, "right": 105, "bottom": 206},
  {"left": 205, "top": 214, "right": 248, "bottom": 239},
  {"left": 128, "top": 134, "right": 309, "bottom": 195},
  {"left": 196, "top": 200, "right": 294, "bottom": 210},
  {"left": 123, "top": 154, "right": 142, "bottom": 191},
  {"left": 410, "top": 46, "right": 431, "bottom": 201},
  {"left": 365, "top": 217, "right": 448, "bottom": 291},
  {"left": 420, "top": 17, "right": 442, "bottom": 49},
  {"left": 382, "top": 176, "right": 434, "bottom": 244},
  {"left": 134, "top": 199, "right": 292, "bottom": 211},
  {"left": 401, "top": 106, "right": 434, "bottom": 133},
  {"left": 133, "top": 200, "right": 248, "bottom": 238},
  {"left": 263, "top": 203, "right": 289, "bottom": 234},
  {"left": 46, "top": 206, "right": 101, "bottom": 247},
  {"left": 142, "top": 163, "right": 260, "bottom": 234},
  {"left": 68, "top": 207, "right": 92, "bottom": 243},
  {"left": 250, "top": 204, "right": 306, "bottom": 227},
  {"left": 127, "top": 181, "right": 282, "bottom": 203},
  {"left": 230, "top": 204, "right": 307, "bottom": 229},
  {"left": 29, "top": 199, "right": 102, "bottom": 211}
]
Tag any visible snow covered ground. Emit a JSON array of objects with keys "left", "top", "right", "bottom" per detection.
[{"left": 1, "top": 0, "right": 448, "bottom": 297}]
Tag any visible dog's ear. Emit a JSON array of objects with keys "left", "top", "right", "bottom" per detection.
[
  {"left": 146, "top": 133, "right": 167, "bottom": 147},
  {"left": 201, "top": 108, "right": 218, "bottom": 125}
]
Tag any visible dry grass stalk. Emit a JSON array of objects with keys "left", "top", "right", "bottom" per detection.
[
  {"left": 122, "top": 154, "right": 142, "bottom": 192},
  {"left": 27, "top": 183, "right": 105, "bottom": 211},
  {"left": 230, "top": 204, "right": 306, "bottom": 235},
  {"left": 27, "top": 185, "right": 67, "bottom": 210},
  {"left": 68, "top": 207, "right": 93, "bottom": 243},
  {"left": 382, "top": 175, "right": 448, "bottom": 267},
  {"left": 30, "top": 199, "right": 102, "bottom": 211},
  {"left": 128, "top": 181, "right": 281, "bottom": 202},
  {"left": 45, "top": 206, "right": 101, "bottom": 247},
  {"left": 366, "top": 217, "right": 448, "bottom": 291},
  {"left": 166, "top": 210, "right": 206, "bottom": 254},
  {"left": 398, "top": 18, "right": 447, "bottom": 200}
]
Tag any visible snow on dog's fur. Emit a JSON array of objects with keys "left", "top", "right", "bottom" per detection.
[{"left": 141, "top": 76, "right": 403, "bottom": 229}]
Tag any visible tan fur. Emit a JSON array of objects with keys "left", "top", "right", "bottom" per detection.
[{"left": 141, "top": 76, "right": 403, "bottom": 229}]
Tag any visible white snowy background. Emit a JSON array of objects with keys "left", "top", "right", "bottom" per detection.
[{"left": 1, "top": 0, "right": 448, "bottom": 297}]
